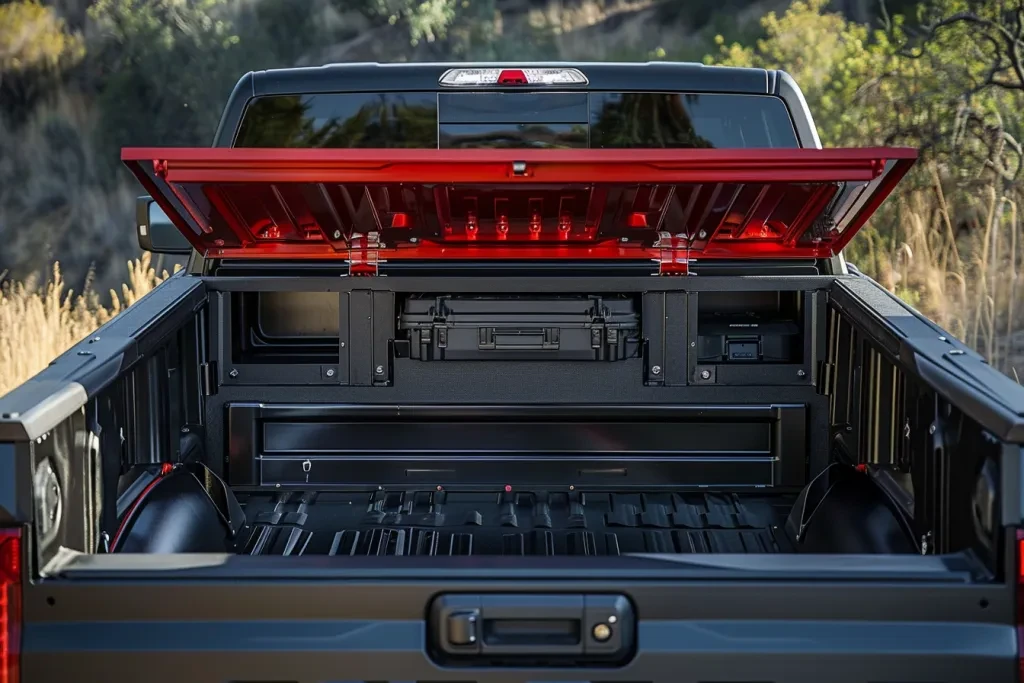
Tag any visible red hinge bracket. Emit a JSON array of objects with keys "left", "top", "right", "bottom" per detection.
[
  {"left": 348, "top": 232, "right": 380, "bottom": 276},
  {"left": 656, "top": 233, "right": 689, "bottom": 275}
]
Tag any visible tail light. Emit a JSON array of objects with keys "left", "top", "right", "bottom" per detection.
[{"left": 0, "top": 529, "right": 21, "bottom": 683}]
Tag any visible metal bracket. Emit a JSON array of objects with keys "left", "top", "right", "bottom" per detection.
[
  {"left": 655, "top": 233, "right": 688, "bottom": 275},
  {"left": 348, "top": 232, "right": 380, "bottom": 276}
]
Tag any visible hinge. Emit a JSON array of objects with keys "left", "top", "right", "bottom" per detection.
[
  {"left": 655, "top": 233, "right": 689, "bottom": 275},
  {"left": 348, "top": 232, "right": 380, "bottom": 276},
  {"left": 200, "top": 361, "right": 217, "bottom": 396}
]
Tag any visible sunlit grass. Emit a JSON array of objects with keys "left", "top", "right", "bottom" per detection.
[{"left": 0, "top": 252, "right": 177, "bottom": 397}]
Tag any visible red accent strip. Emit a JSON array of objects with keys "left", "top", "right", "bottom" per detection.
[{"left": 124, "top": 147, "right": 911, "bottom": 184}]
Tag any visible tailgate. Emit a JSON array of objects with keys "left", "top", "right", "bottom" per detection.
[
  {"left": 18, "top": 553, "right": 1017, "bottom": 683},
  {"left": 122, "top": 146, "right": 916, "bottom": 273}
]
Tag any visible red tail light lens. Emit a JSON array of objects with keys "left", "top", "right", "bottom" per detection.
[{"left": 0, "top": 529, "right": 21, "bottom": 683}]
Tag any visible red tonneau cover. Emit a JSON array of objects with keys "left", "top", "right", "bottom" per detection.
[{"left": 121, "top": 147, "right": 917, "bottom": 273}]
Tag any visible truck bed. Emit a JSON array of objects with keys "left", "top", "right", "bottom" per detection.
[{"left": 236, "top": 489, "right": 797, "bottom": 556}]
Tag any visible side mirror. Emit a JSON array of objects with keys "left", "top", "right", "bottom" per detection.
[{"left": 135, "top": 196, "right": 193, "bottom": 255}]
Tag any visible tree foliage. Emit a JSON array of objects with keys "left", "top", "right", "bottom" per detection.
[
  {"left": 0, "top": 0, "right": 84, "bottom": 118},
  {"left": 86, "top": 0, "right": 247, "bottom": 157}
]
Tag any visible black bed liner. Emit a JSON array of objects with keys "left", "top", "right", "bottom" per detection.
[{"left": 236, "top": 489, "right": 798, "bottom": 556}]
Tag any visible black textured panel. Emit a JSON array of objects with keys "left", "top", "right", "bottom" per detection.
[{"left": 236, "top": 490, "right": 795, "bottom": 557}]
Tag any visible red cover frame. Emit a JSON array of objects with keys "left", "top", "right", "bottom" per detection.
[{"left": 122, "top": 147, "right": 917, "bottom": 270}]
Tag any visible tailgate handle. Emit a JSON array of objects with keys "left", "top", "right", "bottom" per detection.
[{"left": 430, "top": 594, "right": 635, "bottom": 665}]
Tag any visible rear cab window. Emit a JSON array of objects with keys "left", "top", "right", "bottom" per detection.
[{"left": 233, "top": 92, "right": 799, "bottom": 149}]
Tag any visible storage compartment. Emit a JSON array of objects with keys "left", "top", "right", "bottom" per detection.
[
  {"left": 225, "top": 403, "right": 808, "bottom": 489},
  {"left": 231, "top": 291, "right": 340, "bottom": 365},
  {"left": 696, "top": 291, "right": 803, "bottom": 365},
  {"left": 397, "top": 295, "right": 640, "bottom": 361}
]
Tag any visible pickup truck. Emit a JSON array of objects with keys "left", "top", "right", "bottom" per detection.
[{"left": 0, "top": 62, "right": 1022, "bottom": 683}]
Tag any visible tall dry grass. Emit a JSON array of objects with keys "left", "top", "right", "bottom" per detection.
[
  {"left": 0, "top": 252, "right": 177, "bottom": 397},
  {"left": 858, "top": 165, "right": 1023, "bottom": 379}
]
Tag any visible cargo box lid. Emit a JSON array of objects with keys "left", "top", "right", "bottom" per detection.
[{"left": 121, "top": 147, "right": 916, "bottom": 274}]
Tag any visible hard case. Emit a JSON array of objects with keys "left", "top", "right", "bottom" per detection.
[{"left": 398, "top": 295, "right": 640, "bottom": 361}]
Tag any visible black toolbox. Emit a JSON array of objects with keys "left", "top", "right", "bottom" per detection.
[{"left": 398, "top": 295, "right": 640, "bottom": 361}]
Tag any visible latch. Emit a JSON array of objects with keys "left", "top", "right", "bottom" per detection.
[
  {"left": 429, "top": 593, "right": 635, "bottom": 666},
  {"left": 348, "top": 232, "right": 380, "bottom": 276},
  {"left": 655, "top": 233, "right": 688, "bottom": 275}
]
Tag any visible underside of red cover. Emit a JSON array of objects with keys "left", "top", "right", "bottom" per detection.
[{"left": 122, "top": 147, "right": 917, "bottom": 270}]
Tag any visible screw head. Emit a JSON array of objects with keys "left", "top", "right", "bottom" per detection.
[
  {"left": 929, "top": 423, "right": 937, "bottom": 434},
  {"left": 651, "top": 365, "right": 662, "bottom": 375},
  {"left": 698, "top": 230, "right": 707, "bottom": 239},
  {"left": 228, "top": 369, "right": 239, "bottom": 378},
  {"left": 797, "top": 369, "right": 806, "bottom": 377},
  {"left": 326, "top": 368, "right": 336, "bottom": 378},
  {"left": 700, "top": 369, "right": 711, "bottom": 380},
  {"left": 375, "top": 365, "right": 384, "bottom": 374},
  {"left": 340, "top": 341, "right": 346, "bottom": 348},
  {"left": 333, "top": 230, "right": 342, "bottom": 239},
  {"left": 690, "top": 341, "right": 696, "bottom": 347}
]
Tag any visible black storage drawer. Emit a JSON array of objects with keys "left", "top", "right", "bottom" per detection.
[{"left": 398, "top": 295, "right": 640, "bottom": 361}]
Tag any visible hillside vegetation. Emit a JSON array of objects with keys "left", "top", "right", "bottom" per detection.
[{"left": 0, "top": 0, "right": 1022, "bottom": 394}]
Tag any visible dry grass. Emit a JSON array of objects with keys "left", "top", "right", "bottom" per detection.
[
  {"left": 859, "top": 167, "right": 1023, "bottom": 379},
  {"left": 0, "top": 252, "right": 177, "bottom": 397}
]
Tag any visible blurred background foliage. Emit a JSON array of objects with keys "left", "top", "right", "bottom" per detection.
[{"left": 1, "top": 0, "right": 1024, "bottom": 381}]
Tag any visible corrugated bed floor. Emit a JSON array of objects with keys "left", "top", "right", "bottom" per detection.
[{"left": 235, "top": 489, "right": 797, "bottom": 556}]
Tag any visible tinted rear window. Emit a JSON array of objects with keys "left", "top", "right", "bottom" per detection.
[
  {"left": 234, "top": 93, "right": 437, "bottom": 148},
  {"left": 589, "top": 93, "right": 797, "bottom": 149},
  {"left": 234, "top": 92, "right": 797, "bottom": 149}
]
